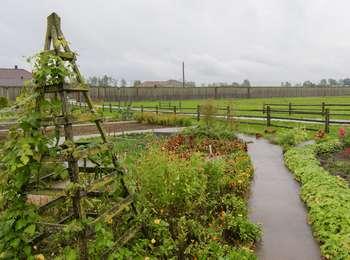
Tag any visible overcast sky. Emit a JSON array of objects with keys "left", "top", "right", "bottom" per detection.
[{"left": 1, "top": 0, "right": 350, "bottom": 85}]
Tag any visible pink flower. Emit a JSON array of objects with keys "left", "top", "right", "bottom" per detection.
[{"left": 339, "top": 127, "right": 346, "bottom": 138}]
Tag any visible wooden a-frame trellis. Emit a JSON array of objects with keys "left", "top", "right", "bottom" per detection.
[{"left": 30, "top": 12, "right": 137, "bottom": 259}]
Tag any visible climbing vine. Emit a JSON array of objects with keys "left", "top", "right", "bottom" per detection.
[{"left": 0, "top": 52, "right": 72, "bottom": 258}]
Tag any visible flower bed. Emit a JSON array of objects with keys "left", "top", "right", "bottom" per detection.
[{"left": 107, "top": 133, "right": 261, "bottom": 259}]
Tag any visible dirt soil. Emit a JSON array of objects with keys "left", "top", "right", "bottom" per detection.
[{"left": 0, "top": 121, "right": 168, "bottom": 140}]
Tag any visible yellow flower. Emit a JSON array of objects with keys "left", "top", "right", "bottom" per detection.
[
  {"left": 151, "top": 238, "right": 156, "bottom": 244},
  {"left": 154, "top": 219, "right": 161, "bottom": 225},
  {"left": 35, "top": 254, "right": 45, "bottom": 260}
]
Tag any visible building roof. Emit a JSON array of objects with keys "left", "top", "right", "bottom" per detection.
[{"left": 0, "top": 67, "right": 32, "bottom": 86}]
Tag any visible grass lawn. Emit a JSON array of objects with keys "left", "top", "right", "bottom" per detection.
[{"left": 99, "top": 96, "right": 350, "bottom": 121}]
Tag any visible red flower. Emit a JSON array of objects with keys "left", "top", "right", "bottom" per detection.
[{"left": 339, "top": 127, "right": 346, "bottom": 138}]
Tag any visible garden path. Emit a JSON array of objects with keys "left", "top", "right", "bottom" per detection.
[{"left": 238, "top": 134, "right": 321, "bottom": 260}]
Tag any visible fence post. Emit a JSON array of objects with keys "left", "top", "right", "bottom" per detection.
[
  {"left": 266, "top": 105, "right": 271, "bottom": 127},
  {"left": 141, "top": 105, "right": 144, "bottom": 116},
  {"left": 226, "top": 105, "right": 230, "bottom": 121},
  {"left": 173, "top": 106, "right": 177, "bottom": 115},
  {"left": 118, "top": 100, "right": 121, "bottom": 109},
  {"left": 179, "top": 101, "right": 182, "bottom": 111},
  {"left": 197, "top": 105, "right": 200, "bottom": 121},
  {"left": 109, "top": 103, "right": 112, "bottom": 112},
  {"left": 262, "top": 103, "right": 266, "bottom": 114},
  {"left": 289, "top": 102, "right": 292, "bottom": 116},
  {"left": 156, "top": 105, "right": 159, "bottom": 116},
  {"left": 102, "top": 103, "right": 105, "bottom": 111},
  {"left": 324, "top": 108, "right": 330, "bottom": 133},
  {"left": 322, "top": 102, "right": 325, "bottom": 114}
]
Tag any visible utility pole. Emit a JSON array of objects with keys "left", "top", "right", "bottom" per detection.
[{"left": 182, "top": 61, "right": 185, "bottom": 88}]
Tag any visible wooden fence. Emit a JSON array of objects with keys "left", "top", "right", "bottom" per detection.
[
  {"left": 94, "top": 101, "right": 350, "bottom": 133},
  {"left": 2, "top": 85, "right": 350, "bottom": 101}
]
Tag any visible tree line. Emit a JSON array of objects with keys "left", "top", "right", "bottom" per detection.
[{"left": 87, "top": 75, "right": 350, "bottom": 88}]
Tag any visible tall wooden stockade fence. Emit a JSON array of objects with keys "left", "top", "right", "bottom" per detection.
[
  {"left": 2, "top": 85, "right": 350, "bottom": 101},
  {"left": 76, "top": 101, "right": 350, "bottom": 133}
]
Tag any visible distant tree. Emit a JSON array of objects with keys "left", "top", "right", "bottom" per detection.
[
  {"left": 88, "top": 76, "right": 98, "bottom": 86},
  {"left": 285, "top": 81, "right": 292, "bottom": 87},
  {"left": 338, "top": 79, "right": 344, "bottom": 86},
  {"left": 241, "top": 79, "right": 251, "bottom": 87},
  {"left": 343, "top": 78, "right": 350, "bottom": 85},
  {"left": 302, "top": 81, "right": 315, "bottom": 87},
  {"left": 133, "top": 80, "right": 141, "bottom": 87},
  {"left": 231, "top": 82, "right": 240, "bottom": 86},
  {"left": 121, "top": 78, "right": 127, "bottom": 87},
  {"left": 328, "top": 78, "right": 337, "bottom": 86},
  {"left": 319, "top": 79, "right": 328, "bottom": 86},
  {"left": 88, "top": 75, "right": 118, "bottom": 87}
]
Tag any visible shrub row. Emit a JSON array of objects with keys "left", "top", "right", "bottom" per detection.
[
  {"left": 284, "top": 140, "right": 350, "bottom": 260},
  {"left": 134, "top": 112, "right": 192, "bottom": 127}
]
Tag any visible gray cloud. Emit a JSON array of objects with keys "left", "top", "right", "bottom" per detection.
[{"left": 1, "top": 0, "right": 350, "bottom": 85}]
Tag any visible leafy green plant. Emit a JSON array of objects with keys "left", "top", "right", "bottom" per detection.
[
  {"left": 276, "top": 127, "right": 308, "bottom": 150},
  {"left": 0, "top": 51, "right": 74, "bottom": 258},
  {"left": 134, "top": 112, "right": 192, "bottom": 127},
  {"left": 0, "top": 96, "right": 9, "bottom": 108},
  {"left": 200, "top": 100, "right": 218, "bottom": 128},
  {"left": 117, "top": 136, "right": 260, "bottom": 259},
  {"left": 285, "top": 141, "right": 350, "bottom": 259}
]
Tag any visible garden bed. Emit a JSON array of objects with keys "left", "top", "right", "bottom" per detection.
[
  {"left": 318, "top": 146, "right": 350, "bottom": 185},
  {"left": 284, "top": 140, "right": 350, "bottom": 259},
  {"left": 105, "top": 128, "right": 261, "bottom": 259}
]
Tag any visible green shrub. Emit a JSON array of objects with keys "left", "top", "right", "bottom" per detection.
[
  {"left": 0, "top": 96, "right": 9, "bottom": 108},
  {"left": 134, "top": 112, "right": 192, "bottom": 127},
  {"left": 284, "top": 141, "right": 350, "bottom": 259},
  {"left": 276, "top": 127, "right": 308, "bottom": 150},
  {"left": 184, "top": 122, "right": 236, "bottom": 140}
]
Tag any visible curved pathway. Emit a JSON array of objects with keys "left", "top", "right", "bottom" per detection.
[{"left": 238, "top": 134, "right": 321, "bottom": 260}]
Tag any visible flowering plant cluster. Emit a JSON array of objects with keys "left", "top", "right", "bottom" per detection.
[{"left": 339, "top": 127, "right": 350, "bottom": 147}]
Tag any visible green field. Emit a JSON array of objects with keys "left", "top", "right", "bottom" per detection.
[{"left": 100, "top": 96, "right": 350, "bottom": 121}]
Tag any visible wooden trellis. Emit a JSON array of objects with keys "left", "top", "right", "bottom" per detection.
[{"left": 28, "top": 13, "right": 137, "bottom": 259}]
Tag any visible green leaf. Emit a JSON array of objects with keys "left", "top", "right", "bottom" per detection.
[{"left": 23, "top": 224, "right": 36, "bottom": 236}]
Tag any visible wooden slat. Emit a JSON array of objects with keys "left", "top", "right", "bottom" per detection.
[
  {"left": 90, "top": 195, "right": 133, "bottom": 225},
  {"left": 38, "top": 195, "right": 66, "bottom": 213}
]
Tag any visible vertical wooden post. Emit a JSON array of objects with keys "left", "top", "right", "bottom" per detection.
[
  {"left": 226, "top": 105, "right": 230, "bottom": 121},
  {"left": 266, "top": 105, "right": 271, "bottom": 127},
  {"left": 173, "top": 106, "right": 177, "bottom": 115},
  {"left": 59, "top": 88, "right": 88, "bottom": 260},
  {"left": 325, "top": 108, "right": 330, "bottom": 133},
  {"left": 141, "top": 105, "right": 144, "bottom": 116},
  {"left": 179, "top": 101, "right": 182, "bottom": 111},
  {"left": 102, "top": 103, "right": 105, "bottom": 112},
  {"left": 156, "top": 105, "right": 159, "bottom": 116},
  {"left": 109, "top": 103, "right": 112, "bottom": 112},
  {"left": 118, "top": 100, "right": 121, "bottom": 109},
  {"left": 262, "top": 103, "right": 265, "bottom": 114},
  {"left": 289, "top": 102, "right": 292, "bottom": 116},
  {"left": 158, "top": 101, "right": 161, "bottom": 108},
  {"left": 197, "top": 105, "right": 200, "bottom": 121},
  {"left": 322, "top": 102, "right": 325, "bottom": 114}
]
